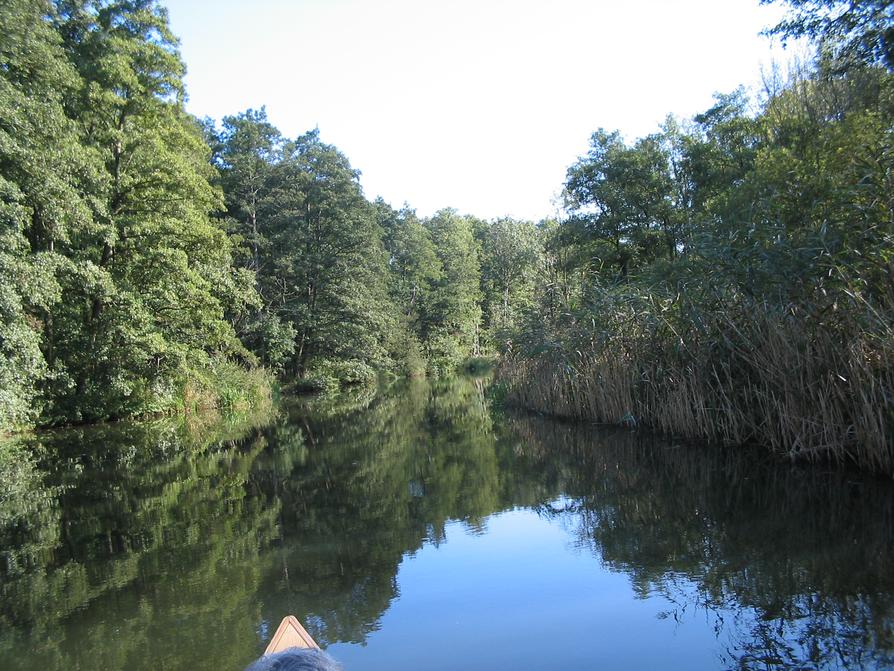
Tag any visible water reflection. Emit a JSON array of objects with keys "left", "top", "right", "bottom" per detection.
[
  {"left": 509, "top": 418, "right": 894, "bottom": 669},
  {"left": 1, "top": 379, "right": 892, "bottom": 670}
]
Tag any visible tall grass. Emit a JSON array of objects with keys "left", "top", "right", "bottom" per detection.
[
  {"left": 501, "top": 296, "right": 894, "bottom": 474},
  {"left": 180, "top": 359, "right": 274, "bottom": 416}
]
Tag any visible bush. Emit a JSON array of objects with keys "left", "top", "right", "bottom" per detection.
[
  {"left": 180, "top": 358, "right": 274, "bottom": 415},
  {"left": 295, "top": 359, "right": 377, "bottom": 394}
]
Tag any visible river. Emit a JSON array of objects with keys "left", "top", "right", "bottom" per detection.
[{"left": 1, "top": 377, "right": 892, "bottom": 670}]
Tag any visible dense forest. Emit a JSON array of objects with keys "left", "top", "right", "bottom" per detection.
[
  {"left": 0, "top": 0, "right": 541, "bottom": 430},
  {"left": 1, "top": 0, "right": 893, "bottom": 472}
]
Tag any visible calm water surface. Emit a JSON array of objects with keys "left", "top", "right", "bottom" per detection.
[{"left": 1, "top": 378, "right": 893, "bottom": 670}]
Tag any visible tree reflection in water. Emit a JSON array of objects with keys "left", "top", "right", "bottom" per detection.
[
  {"left": 1, "top": 378, "right": 892, "bottom": 671},
  {"left": 511, "top": 418, "right": 894, "bottom": 670}
]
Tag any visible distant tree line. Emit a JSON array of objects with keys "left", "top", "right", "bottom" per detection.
[
  {"left": 210, "top": 110, "right": 541, "bottom": 384},
  {"left": 206, "top": 109, "right": 547, "bottom": 387}
]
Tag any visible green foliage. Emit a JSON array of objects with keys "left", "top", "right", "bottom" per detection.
[
  {"left": 0, "top": 220, "right": 52, "bottom": 430},
  {"left": 258, "top": 131, "right": 396, "bottom": 375},
  {"left": 52, "top": 0, "right": 258, "bottom": 420},
  {"left": 0, "top": 0, "right": 92, "bottom": 429},
  {"left": 0, "top": 0, "right": 272, "bottom": 431},
  {"left": 376, "top": 200, "right": 443, "bottom": 328},
  {"left": 214, "top": 112, "right": 403, "bottom": 382},
  {"left": 422, "top": 209, "right": 484, "bottom": 372},
  {"left": 1, "top": 0, "right": 559, "bottom": 421},
  {"left": 476, "top": 217, "right": 543, "bottom": 350},
  {"left": 293, "top": 358, "right": 377, "bottom": 394},
  {"left": 216, "top": 107, "right": 282, "bottom": 271},
  {"left": 763, "top": 0, "right": 894, "bottom": 70},
  {"left": 181, "top": 358, "right": 273, "bottom": 414},
  {"left": 212, "top": 108, "right": 296, "bottom": 370},
  {"left": 564, "top": 129, "right": 678, "bottom": 280},
  {"left": 10, "top": 0, "right": 887, "bottom": 474},
  {"left": 462, "top": 356, "right": 496, "bottom": 376},
  {"left": 504, "top": 46, "right": 894, "bottom": 471}
]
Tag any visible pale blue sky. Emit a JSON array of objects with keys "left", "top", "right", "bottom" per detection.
[{"left": 165, "top": 0, "right": 792, "bottom": 221}]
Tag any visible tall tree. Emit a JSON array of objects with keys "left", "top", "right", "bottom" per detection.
[
  {"left": 217, "top": 107, "right": 282, "bottom": 272},
  {"left": 47, "top": 0, "right": 257, "bottom": 420},
  {"left": 375, "top": 200, "right": 442, "bottom": 375},
  {"left": 686, "top": 89, "right": 762, "bottom": 230},
  {"left": 763, "top": 0, "right": 894, "bottom": 70},
  {"left": 259, "top": 131, "right": 394, "bottom": 376},
  {"left": 478, "top": 218, "right": 542, "bottom": 342},
  {"left": 0, "top": 0, "right": 98, "bottom": 428},
  {"left": 376, "top": 200, "right": 442, "bottom": 329},
  {"left": 564, "top": 129, "right": 679, "bottom": 281},
  {"left": 423, "top": 209, "right": 483, "bottom": 370},
  {"left": 214, "top": 108, "right": 293, "bottom": 369}
]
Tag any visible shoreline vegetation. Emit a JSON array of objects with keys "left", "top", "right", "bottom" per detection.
[
  {"left": 499, "top": 296, "right": 894, "bottom": 473},
  {"left": 495, "top": 3, "right": 894, "bottom": 475},
  {"left": 2, "top": 0, "right": 893, "bottom": 473}
]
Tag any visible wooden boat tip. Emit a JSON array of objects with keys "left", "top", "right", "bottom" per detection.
[{"left": 264, "top": 615, "right": 321, "bottom": 654}]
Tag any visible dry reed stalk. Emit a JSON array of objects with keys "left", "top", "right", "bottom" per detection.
[{"left": 501, "top": 301, "right": 894, "bottom": 474}]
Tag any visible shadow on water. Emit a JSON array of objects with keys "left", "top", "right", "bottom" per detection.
[{"left": 0, "top": 377, "right": 892, "bottom": 670}]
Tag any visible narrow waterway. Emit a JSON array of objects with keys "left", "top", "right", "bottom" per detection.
[{"left": 1, "top": 378, "right": 892, "bottom": 670}]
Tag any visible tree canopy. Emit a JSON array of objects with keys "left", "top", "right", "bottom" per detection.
[{"left": 763, "top": 0, "right": 894, "bottom": 70}]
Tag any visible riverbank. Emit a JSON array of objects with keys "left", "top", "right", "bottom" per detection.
[
  {"left": 0, "top": 361, "right": 276, "bottom": 439},
  {"left": 499, "top": 297, "right": 894, "bottom": 476}
]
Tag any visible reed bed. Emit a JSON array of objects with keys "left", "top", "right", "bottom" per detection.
[{"left": 501, "top": 299, "right": 894, "bottom": 474}]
